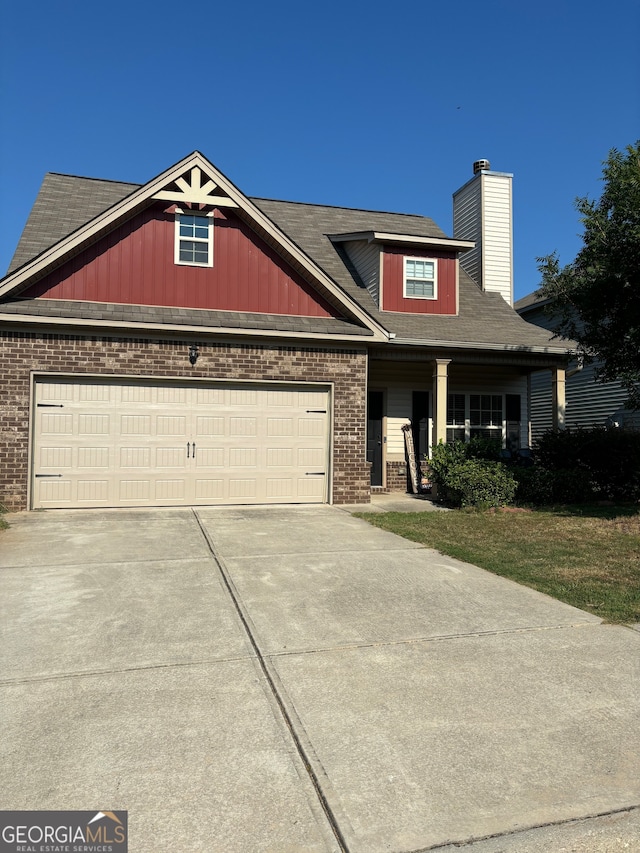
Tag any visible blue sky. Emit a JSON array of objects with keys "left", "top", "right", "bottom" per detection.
[{"left": 1, "top": 0, "right": 638, "bottom": 300}]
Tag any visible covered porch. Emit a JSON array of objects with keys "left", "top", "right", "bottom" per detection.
[{"left": 367, "top": 347, "right": 568, "bottom": 492}]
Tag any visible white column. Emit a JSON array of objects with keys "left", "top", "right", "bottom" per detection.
[
  {"left": 432, "top": 359, "right": 451, "bottom": 446},
  {"left": 552, "top": 366, "right": 566, "bottom": 430}
]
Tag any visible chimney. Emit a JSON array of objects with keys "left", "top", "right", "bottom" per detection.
[{"left": 453, "top": 159, "right": 514, "bottom": 306}]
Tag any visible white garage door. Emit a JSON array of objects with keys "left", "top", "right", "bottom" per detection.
[{"left": 32, "top": 378, "right": 330, "bottom": 509}]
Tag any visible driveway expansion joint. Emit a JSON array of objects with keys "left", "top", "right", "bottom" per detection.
[
  {"left": 262, "top": 621, "right": 604, "bottom": 659},
  {"left": 0, "top": 654, "right": 258, "bottom": 686},
  {"left": 413, "top": 804, "right": 640, "bottom": 852},
  {"left": 225, "top": 546, "right": 425, "bottom": 561},
  {"left": 192, "top": 509, "right": 352, "bottom": 853}
]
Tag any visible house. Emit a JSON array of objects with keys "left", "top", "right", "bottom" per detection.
[
  {"left": 516, "top": 291, "right": 640, "bottom": 440},
  {"left": 0, "top": 152, "right": 570, "bottom": 511}
]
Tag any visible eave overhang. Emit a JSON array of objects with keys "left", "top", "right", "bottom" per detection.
[
  {"left": 329, "top": 231, "right": 475, "bottom": 252},
  {"left": 0, "top": 311, "right": 375, "bottom": 344},
  {"left": 387, "top": 336, "right": 571, "bottom": 358}
]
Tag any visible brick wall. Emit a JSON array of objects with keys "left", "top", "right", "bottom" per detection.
[
  {"left": 0, "top": 329, "right": 370, "bottom": 510},
  {"left": 386, "top": 461, "right": 410, "bottom": 493}
]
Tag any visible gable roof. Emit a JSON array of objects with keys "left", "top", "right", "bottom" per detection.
[
  {"left": 1, "top": 152, "right": 387, "bottom": 341},
  {"left": 2, "top": 152, "right": 568, "bottom": 356},
  {"left": 256, "top": 199, "right": 567, "bottom": 354}
]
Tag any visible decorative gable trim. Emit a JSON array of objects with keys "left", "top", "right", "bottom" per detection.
[
  {"left": 0, "top": 152, "right": 388, "bottom": 341},
  {"left": 152, "top": 165, "right": 239, "bottom": 207}
]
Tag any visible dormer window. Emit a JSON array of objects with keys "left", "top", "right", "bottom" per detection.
[
  {"left": 175, "top": 211, "right": 213, "bottom": 267},
  {"left": 404, "top": 257, "right": 437, "bottom": 299}
]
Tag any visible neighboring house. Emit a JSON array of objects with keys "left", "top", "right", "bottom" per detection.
[
  {"left": 0, "top": 152, "right": 569, "bottom": 511},
  {"left": 515, "top": 292, "right": 640, "bottom": 441}
]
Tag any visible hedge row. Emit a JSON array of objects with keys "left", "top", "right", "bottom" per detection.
[{"left": 426, "top": 428, "right": 640, "bottom": 508}]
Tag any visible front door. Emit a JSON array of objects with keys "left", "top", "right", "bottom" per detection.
[{"left": 367, "top": 391, "right": 383, "bottom": 486}]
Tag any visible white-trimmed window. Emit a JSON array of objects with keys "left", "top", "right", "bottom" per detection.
[
  {"left": 446, "top": 393, "right": 504, "bottom": 443},
  {"left": 404, "top": 257, "right": 437, "bottom": 299},
  {"left": 175, "top": 210, "right": 213, "bottom": 267}
]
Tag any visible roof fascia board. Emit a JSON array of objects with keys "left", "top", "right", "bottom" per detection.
[
  {"left": 389, "top": 336, "right": 571, "bottom": 356},
  {"left": 0, "top": 152, "right": 389, "bottom": 339},
  {"left": 0, "top": 311, "right": 377, "bottom": 343},
  {"left": 330, "top": 231, "right": 474, "bottom": 252}
]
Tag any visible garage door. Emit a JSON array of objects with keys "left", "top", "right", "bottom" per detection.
[{"left": 32, "top": 378, "right": 330, "bottom": 509}]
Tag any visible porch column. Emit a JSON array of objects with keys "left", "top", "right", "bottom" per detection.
[
  {"left": 432, "top": 359, "right": 451, "bottom": 446},
  {"left": 551, "top": 366, "right": 566, "bottom": 430}
]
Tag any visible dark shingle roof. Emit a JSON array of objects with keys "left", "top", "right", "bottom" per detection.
[
  {"left": 255, "top": 198, "right": 563, "bottom": 351},
  {"left": 4, "top": 171, "right": 566, "bottom": 353},
  {"left": 0, "top": 298, "right": 369, "bottom": 336},
  {"left": 8, "top": 174, "right": 139, "bottom": 273}
]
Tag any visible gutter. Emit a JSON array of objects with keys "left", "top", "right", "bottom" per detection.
[
  {"left": 387, "top": 336, "right": 570, "bottom": 357},
  {"left": 0, "top": 312, "right": 379, "bottom": 344}
]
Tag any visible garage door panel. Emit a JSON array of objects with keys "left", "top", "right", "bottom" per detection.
[
  {"left": 120, "top": 480, "right": 151, "bottom": 502},
  {"left": 32, "top": 379, "right": 330, "bottom": 509},
  {"left": 266, "top": 478, "right": 294, "bottom": 498},
  {"left": 120, "top": 447, "right": 151, "bottom": 468},
  {"left": 78, "top": 480, "right": 109, "bottom": 502},
  {"left": 196, "top": 416, "right": 225, "bottom": 436},
  {"left": 195, "top": 478, "right": 225, "bottom": 499},
  {"left": 156, "top": 416, "right": 187, "bottom": 436},
  {"left": 38, "top": 382, "right": 76, "bottom": 402},
  {"left": 37, "top": 478, "right": 73, "bottom": 505},
  {"left": 194, "top": 447, "right": 225, "bottom": 468},
  {"left": 78, "top": 447, "right": 110, "bottom": 468},
  {"left": 155, "top": 446, "right": 188, "bottom": 468},
  {"left": 39, "top": 447, "right": 74, "bottom": 469},
  {"left": 40, "top": 412, "right": 74, "bottom": 435},
  {"left": 230, "top": 417, "right": 257, "bottom": 436},
  {"left": 297, "top": 476, "right": 326, "bottom": 498},
  {"left": 121, "top": 414, "right": 151, "bottom": 435}
]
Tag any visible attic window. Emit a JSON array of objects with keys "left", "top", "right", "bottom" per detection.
[
  {"left": 404, "top": 257, "right": 437, "bottom": 299},
  {"left": 175, "top": 211, "right": 213, "bottom": 267}
]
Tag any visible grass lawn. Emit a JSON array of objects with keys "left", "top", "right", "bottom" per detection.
[{"left": 356, "top": 504, "right": 640, "bottom": 624}]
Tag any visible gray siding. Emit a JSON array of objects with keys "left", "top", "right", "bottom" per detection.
[
  {"left": 453, "top": 178, "right": 482, "bottom": 287},
  {"left": 343, "top": 240, "right": 381, "bottom": 304},
  {"left": 519, "top": 301, "right": 636, "bottom": 439}
]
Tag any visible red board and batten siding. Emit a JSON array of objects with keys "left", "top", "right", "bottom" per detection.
[
  {"left": 22, "top": 207, "right": 337, "bottom": 318},
  {"left": 381, "top": 247, "right": 457, "bottom": 315}
]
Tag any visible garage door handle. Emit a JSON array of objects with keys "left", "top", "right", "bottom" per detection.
[
  {"left": 305, "top": 472, "right": 326, "bottom": 476},
  {"left": 306, "top": 410, "right": 327, "bottom": 413},
  {"left": 187, "top": 442, "right": 190, "bottom": 458},
  {"left": 187, "top": 442, "right": 196, "bottom": 458}
]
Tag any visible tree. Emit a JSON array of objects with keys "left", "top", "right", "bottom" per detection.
[{"left": 537, "top": 141, "right": 640, "bottom": 408}]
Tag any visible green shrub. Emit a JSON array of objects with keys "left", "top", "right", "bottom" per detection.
[
  {"left": 534, "top": 427, "right": 640, "bottom": 501},
  {"left": 512, "top": 465, "right": 555, "bottom": 505},
  {"left": 465, "top": 436, "right": 503, "bottom": 460},
  {"left": 438, "top": 459, "right": 517, "bottom": 508},
  {"left": 428, "top": 440, "right": 468, "bottom": 483}
]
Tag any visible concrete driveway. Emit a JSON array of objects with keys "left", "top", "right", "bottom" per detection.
[{"left": 1, "top": 505, "right": 638, "bottom": 852}]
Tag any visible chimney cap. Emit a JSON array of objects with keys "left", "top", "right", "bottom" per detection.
[{"left": 473, "top": 159, "right": 491, "bottom": 174}]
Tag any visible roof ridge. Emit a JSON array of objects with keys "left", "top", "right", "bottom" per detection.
[
  {"left": 252, "top": 195, "right": 433, "bottom": 220},
  {"left": 39, "top": 175, "right": 433, "bottom": 221}
]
